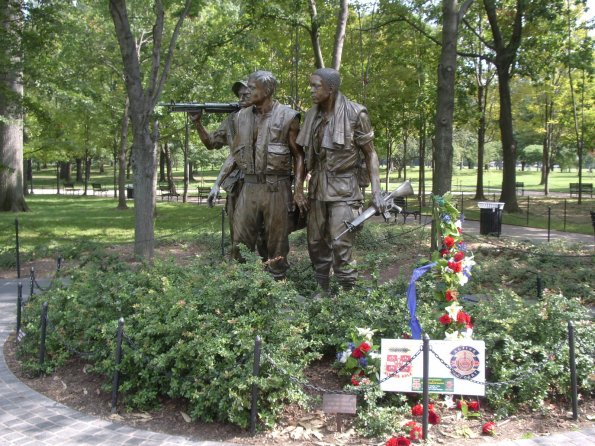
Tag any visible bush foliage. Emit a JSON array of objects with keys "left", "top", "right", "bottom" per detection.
[{"left": 17, "top": 224, "right": 594, "bottom": 434}]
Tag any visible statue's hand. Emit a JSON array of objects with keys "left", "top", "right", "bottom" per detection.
[
  {"left": 207, "top": 185, "right": 219, "bottom": 208},
  {"left": 371, "top": 189, "right": 386, "bottom": 214},
  {"left": 293, "top": 190, "right": 309, "bottom": 215},
  {"left": 188, "top": 110, "right": 203, "bottom": 123}
]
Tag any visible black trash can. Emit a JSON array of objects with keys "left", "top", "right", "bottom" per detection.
[
  {"left": 126, "top": 185, "right": 134, "bottom": 199},
  {"left": 478, "top": 202, "right": 504, "bottom": 236}
]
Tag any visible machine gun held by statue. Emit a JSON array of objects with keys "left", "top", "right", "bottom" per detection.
[
  {"left": 158, "top": 102, "right": 241, "bottom": 114},
  {"left": 334, "top": 180, "right": 414, "bottom": 241}
]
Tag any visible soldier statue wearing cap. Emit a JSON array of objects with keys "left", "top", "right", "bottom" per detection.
[
  {"left": 296, "top": 68, "right": 385, "bottom": 292},
  {"left": 189, "top": 80, "right": 260, "bottom": 252}
]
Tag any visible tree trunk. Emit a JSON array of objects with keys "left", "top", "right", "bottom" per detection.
[
  {"left": 75, "top": 158, "right": 83, "bottom": 182},
  {"left": 496, "top": 65, "right": 519, "bottom": 211},
  {"left": 307, "top": 0, "right": 325, "bottom": 68},
  {"left": 159, "top": 145, "right": 166, "bottom": 183},
  {"left": 432, "top": 0, "right": 459, "bottom": 197},
  {"left": 474, "top": 83, "right": 487, "bottom": 200},
  {"left": 117, "top": 97, "right": 129, "bottom": 210},
  {"left": 0, "top": 0, "right": 27, "bottom": 212},
  {"left": 331, "top": 0, "right": 348, "bottom": 70}
]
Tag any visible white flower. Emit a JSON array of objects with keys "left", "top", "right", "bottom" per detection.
[
  {"left": 462, "top": 328, "right": 474, "bottom": 339},
  {"left": 446, "top": 301, "right": 462, "bottom": 319},
  {"left": 444, "top": 266, "right": 454, "bottom": 274},
  {"left": 455, "top": 220, "right": 462, "bottom": 229},
  {"left": 443, "top": 395, "right": 457, "bottom": 409},
  {"left": 444, "top": 330, "right": 461, "bottom": 341},
  {"left": 369, "top": 351, "right": 381, "bottom": 360},
  {"left": 458, "top": 272, "right": 469, "bottom": 286},
  {"left": 355, "top": 327, "right": 376, "bottom": 341},
  {"left": 338, "top": 350, "right": 350, "bottom": 363}
]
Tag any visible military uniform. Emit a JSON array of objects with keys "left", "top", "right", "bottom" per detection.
[
  {"left": 296, "top": 93, "right": 374, "bottom": 290},
  {"left": 231, "top": 101, "right": 300, "bottom": 278}
]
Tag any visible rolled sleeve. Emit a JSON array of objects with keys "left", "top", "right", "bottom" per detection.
[{"left": 354, "top": 110, "right": 374, "bottom": 146}]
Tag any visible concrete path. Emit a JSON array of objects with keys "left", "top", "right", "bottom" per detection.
[{"left": 1, "top": 225, "right": 594, "bottom": 446}]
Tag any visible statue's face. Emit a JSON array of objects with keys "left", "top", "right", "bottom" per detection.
[
  {"left": 237, "top": 86, "right": 252, "bottom": 108},
  {"left": 309, "top": 75, "right": 332, "bottom": 105},
  {"left": 247, "top": 79, "right": 268, "bottom": 106}
]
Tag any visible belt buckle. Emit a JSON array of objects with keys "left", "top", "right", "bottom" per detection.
[{"left": 257, "top": 173, "right": 266, "bottom": 183}]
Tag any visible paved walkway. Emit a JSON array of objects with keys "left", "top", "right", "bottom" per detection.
[{"left": 1, "top": 221, "right": 594, "bottom": 445}]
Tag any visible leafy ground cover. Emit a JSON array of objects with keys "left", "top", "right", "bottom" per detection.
[{"left": 5, "top": 209, "right": 594, "bottom": 445}]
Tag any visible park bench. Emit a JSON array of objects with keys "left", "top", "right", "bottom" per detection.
[
  {"left": 516, "top": 182, "right": 525, "bottom": 196},
  {"left": 197, "top": 186, "right": 223, "bottom": 205},
  {"left": 158, "top": 184, "right": 180, "bottom": 201},
  {"left": 91, "top": 183, "right": 108, "bottom": 196},
  {"left": 569, "top": 183, "right": 593, "bottom": 198},
  {"left": 390, "top": 196, "right": 421, "bottom": 223},
  {"left": 63, "top": 182, "right": 80, "bottom": 195}
]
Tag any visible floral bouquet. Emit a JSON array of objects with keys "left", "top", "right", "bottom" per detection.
[
  {"left": 335, "top": 327, "right": 381, "bottom": 386},
  {"left": 431, "top": 194, "right": 476, "bottom": 340}
]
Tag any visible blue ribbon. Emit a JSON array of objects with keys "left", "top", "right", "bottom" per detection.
[{"left": 406, "top": 262, "right": 436, "bottom": 339}]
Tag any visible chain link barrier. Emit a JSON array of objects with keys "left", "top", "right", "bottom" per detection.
[{"left": 261, "top": 346, "right": 423, "bottom": 395}]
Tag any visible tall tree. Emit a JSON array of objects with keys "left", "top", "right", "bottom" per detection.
[
  {"left": 0, "top": 0, "right": 28, "bottom": 211},
  {"left": 109, "top": 0, "right": 192, "bottom": 259},
  {"left": 432, "top": 0, "right": 474, "bottom": 196}
]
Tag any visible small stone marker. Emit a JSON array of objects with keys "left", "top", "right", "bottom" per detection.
[{"left": 322, "top": 393, "right": 357, "bottom": 432}]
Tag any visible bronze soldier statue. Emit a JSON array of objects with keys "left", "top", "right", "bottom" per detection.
[
  {"left": 231, "top": 70, "right": 307, "bottom": 279},
  {"left": 296, "top": 68, "right": 386, "bottom": 292},
  {"left": 189, "top": 80, "right": 251, "bottom": 248}
]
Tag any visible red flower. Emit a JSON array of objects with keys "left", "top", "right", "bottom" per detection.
[
  {"left": 439, "top": 314, "right": 452, "bottom": 325},
  {"left": 482, "top": 421, "right": 496, "bottom": 436},
  {"left": 429, "top": 410, "right": 441, "bottom": 425},
  {"left": 445, "top": 289, "right": 458, "bottom": 302},
  {"left": 386, "top": 437, "right": 410, "bottom": 446},
  {"left": 411, "top": 404, "right": 423, "bottom": 416},
  {"left": 351, "top": 374, "right": 362, "bottom": 386},
  {"left": 456, "top": 311, "right": 473, "bottom": 328},
  {"left": 457, "top": 227, "right": 462, "bottom": 234},
  {"left": 448, "top": 261, "right": 462, "bottom": 273},
  {"left": 409, "top": 424, "right": 423, "bottom": 441},
  {"left": 468, "top": 400, "right": 480, "bottom": 411},
  {"left": 444, "top": 236, "right": 455, "bottom": 248},
  {"left": 453, "top": 251, "right": 465, "bottom": 262},
  {"left": 351, "top": 348, "right": 364, "bottom": 359},
  {"left": 359, "top": 342, "right": 371, "bottom": 353}
]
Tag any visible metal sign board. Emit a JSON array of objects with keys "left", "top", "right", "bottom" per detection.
[
  {"left": 380, "top": 339, "right": 485, "bottom": 396},
  {"left": 322, "top": 393, "right": 357, "bottom": 414}
]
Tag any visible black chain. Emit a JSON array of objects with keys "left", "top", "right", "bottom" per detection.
[
  {"left": 45, "top": 316, "right": 95, "bottom": 358},
  {"left": 429, "top": 338, "right": 568, "bottom": 388},
  {"left": 262, "top": 346, "right": 423, "bottom": 395}
]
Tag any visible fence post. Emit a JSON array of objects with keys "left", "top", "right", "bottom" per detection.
[
  {"left": 526, "top": 196, "right": 530, "bottom": 226},
  {"left": 16, "top": 283, "right": 23, "bottom": 338},
  {"left": 250, "top": 335, "right": 262, "bottom": 435},
  {"left": 111, "top": 318, "right": 125, "bottom": 413},
  {"left": 57, "top": 256, "right": 62, "bottom": 272},
  {"left": 422, "top": 334, "right": 430, "bottom": 441},
  {"left": 563, "top": 199, "right": 567, "bottom": 232},
  {"left": 568, "top": 321, "right": 578, "bottom": 421},
  {"left": 39, "top": 302, "right": 48, "bottom": 367},
  {"left": 29, "top": 267, "right": 35, "bottom": 299},
  {"left": 536, "top": 276, "right": 543, "bottom": 300},
  {"left": 547, "top": 207, "right": 552, "bottom": 242},
  {"left": 460, "top": 191, "right": 464, "bottom": 214},
  {"left": 221, "top": 208, "right": 225, "bottom": 257},
  {"left": 15, "top": 218, "right": 21, "bottom": 279}
]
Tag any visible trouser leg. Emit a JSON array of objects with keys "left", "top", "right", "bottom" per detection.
[
  {"left": 263, "top": 179, "right": 291, "bottom": 279},
  {"left": 232, "top": 183, "right": 260, "bottom": 260},
  {"left": 307, "top": 199, "right": 332, "bottom": 290},
  {"left": 328, "top": 201, "right": 359, "bottom": 289}
]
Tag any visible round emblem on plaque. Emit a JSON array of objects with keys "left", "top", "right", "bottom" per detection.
[{"left": 449, "top": 346, "right": 480, "bottom": 380}]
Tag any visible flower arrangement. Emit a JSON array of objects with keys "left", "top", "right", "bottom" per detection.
[
  {"left": 482, "top": 421, "right": 497, "bottom": 436},
  {"left": 431, "top": 194, "right": 476, "bottom": 340},
  {"left": 335, "top": 327, "right": 381, "bottom": 386}
]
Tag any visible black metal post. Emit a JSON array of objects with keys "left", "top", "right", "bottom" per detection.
[
  {"left": 250, "top": 335, "right": 262, "bottom": 435},
  {"left": 422, "top": 334, "right": 430, "bottom": 441},
  {"left": 39, "top": 302, "right": 48, "bottom": 367},
  {"left": 460, "top": 191, "right": 464, "bottom": 214},
  {"left": 57, "top": 256, "right": 62, "bottom": 272},
  {"left": 526, "top": 196, "right": 530, "bottom": 226},
  {"left": 568, "top": 321, "right": 578, "bottom": 421},
  {"left": 547, "top": 207, "right": 552, "bottom": 242},
  {"left": 536, "top": 276, "right": 543, "bottom": 300},
  {"left": 221, "top": 208, "right": 225, "bottom": 257},
  {"left": 30, "top": 267, "right": 35, "bottom": 299},
  {"left": 563, "top": 199, "right": 567, "bottom": 232},
  {"left": 16, "top": 283, "right": 23, "bottom": 338},
  {"left": 111, "top": 318, "right": 125, "bottom": 413},
  {"left": 15, "top": 218, "right": 21, "bottom": 279}
]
